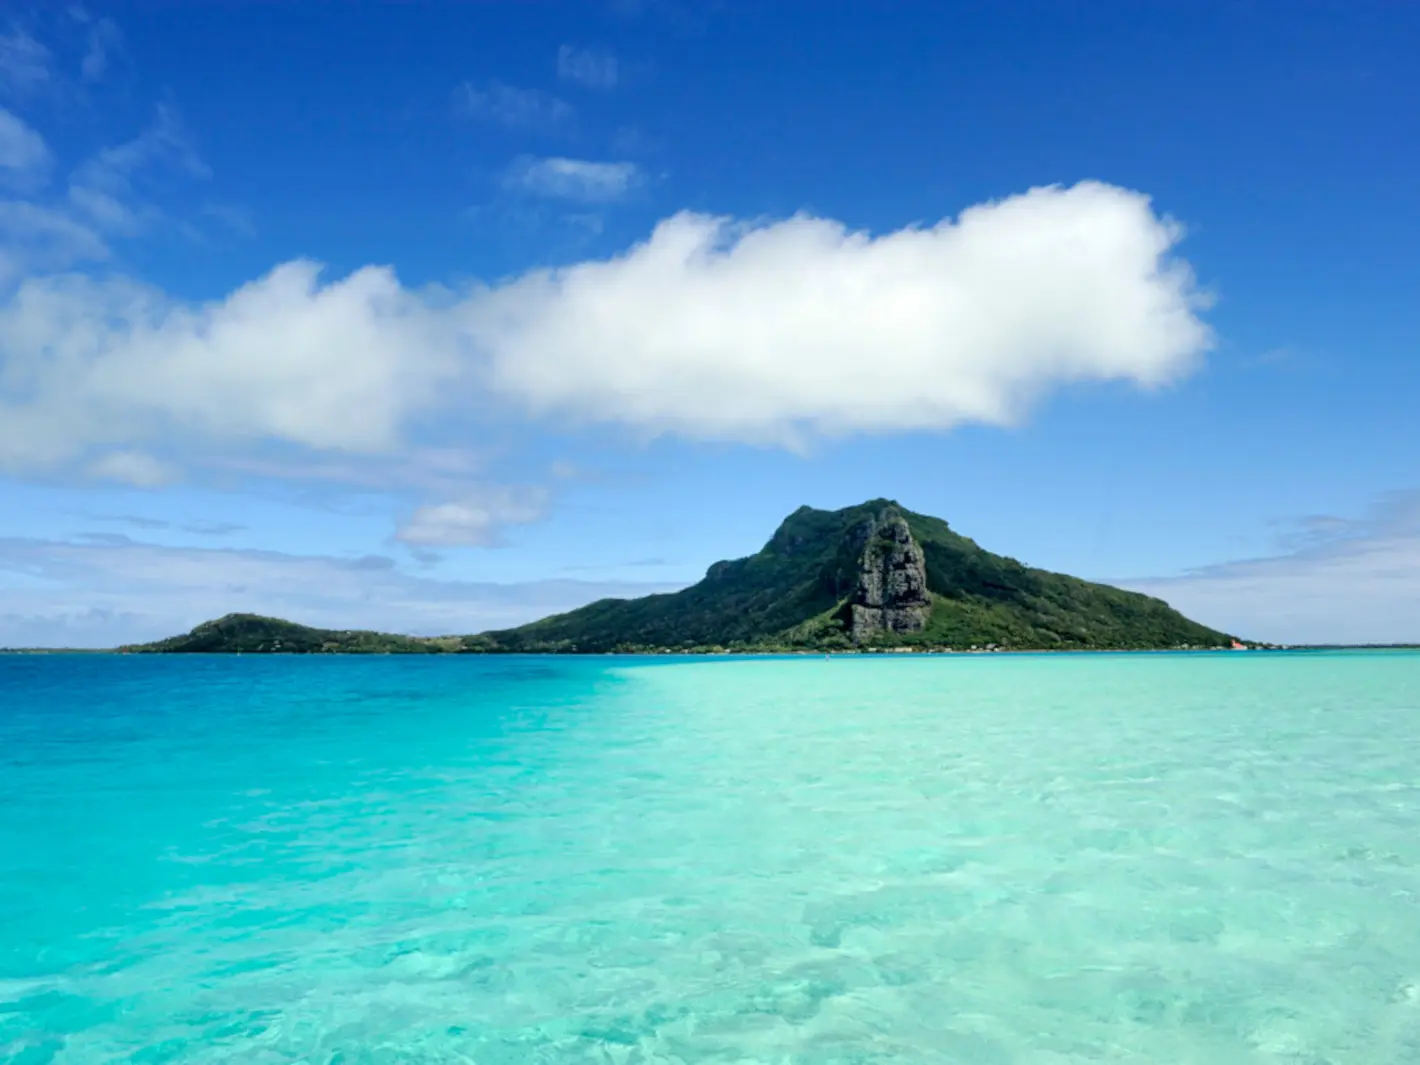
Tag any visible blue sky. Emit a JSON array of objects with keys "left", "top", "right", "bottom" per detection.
[{"left": 1, "top": 0, "right": 1418, "bottom": 647}]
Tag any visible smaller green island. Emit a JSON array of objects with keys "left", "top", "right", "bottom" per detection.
[{"left": 116, "top": 499, "right": 1265, "bottom": 655}]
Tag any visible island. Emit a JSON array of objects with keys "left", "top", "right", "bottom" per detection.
[{"left": 119, "top": 499, "right": 1249, "bottom": 654}]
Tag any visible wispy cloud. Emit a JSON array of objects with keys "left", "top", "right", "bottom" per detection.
[
  {"left": 0, "top": 199, "right": 109, "bottom": 282},
  {"left": 460, "top": 201, "right": 608, "bottom": 260},
  {"left": 0, "top": 10, "right": 126, "bottom": 103},
  {"left": 86, "top": 513, "right": 248, "bottom": 537},
  {"left": 0, "top": 107, "right": 50, "bottom": 183},
  {"left": 66, "top": 183, "right": 143, "bottom": 234},
  {"left": 186, "top": 521, "right": 246, "bottom": 537},
  {"left": 67, "top": 104, "right": 209, "bottom": 236},
  {"left": 0, "top": 29, "right": 50, "bottom": 95},
  {"left": 88, "top": 512, "right": 170, "bottom": 531},
  {"left": 0, "top": 535, "right": 682, "bottom": 647},
  {"left": 503, "top": 156, "right": 639, "bottom": 202},
  {"left": 0, "top": 13, "right": 234, "bottom": 286},
  {"left": 557, "top": 45, "right": 619, "bottom": 89},
  {"left": 81, "top": 106, "right": 208, "bottom": 185},
  {"left": 207, "top": 447, "right": 492, "bottom": 500},
  {"left": 1122, "top": 491, "right": 1420, "bottom": 645},
  {"left": 76, "top": 12, "right": 123, "bottom": 81},
  {"left": 455, "top": 80, "right": 573, "bottom": 132},
  {"left": 0, "top": 103, "right": 210, "bottom": 282}
]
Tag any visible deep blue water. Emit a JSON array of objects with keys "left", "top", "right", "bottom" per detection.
[{"left": 3, "top": 651, "right": 1419, "bottom": 1063}]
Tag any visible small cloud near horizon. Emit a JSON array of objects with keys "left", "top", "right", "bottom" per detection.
[
  {"left": 502, "top": 155, "right": 640, "bottom": 202},
  {"left": 395, "top": 486, "right": 549, "bottom": 548}
]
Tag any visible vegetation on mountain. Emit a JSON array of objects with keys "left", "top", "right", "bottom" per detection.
[
  {"left": 121, "top": 613, "right": 459, "bottom": 654},
  {"left": 470, "top": 500, "right": 1236, "bottom": 652},
  {"left": 123, "top": 499, "right": 1241, "bottom": 654}
]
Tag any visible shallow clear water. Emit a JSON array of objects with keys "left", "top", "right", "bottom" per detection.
[{"left": 2, "top": 651, "right": 1418, "bottom": 1064}]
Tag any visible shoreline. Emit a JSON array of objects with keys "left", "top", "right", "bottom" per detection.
[{"left": 8, "top": 645, "right": 1418, "bottom": 657}]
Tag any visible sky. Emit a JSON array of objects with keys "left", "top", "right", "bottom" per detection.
[{"left": 1, "top": 0, "right": 1418, "bottom": 648}]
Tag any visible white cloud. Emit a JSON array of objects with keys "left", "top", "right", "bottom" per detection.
[
  {"left": 0, "top": 181, "right": 1210, "bottom": 482},
  {"left": 470, "top": 181, "right": 1211, "bottom": 443},
  {"left": 0, "top": 107, "right": 49, "bottom": 177},
  {"left": 0, "top": 535, "right": 681, "bottom": 647},
  {"left": 1123, "top": 493, "right": 1420, "bottom": 646},
  {"left": 0, "top": 261, "right": 461, "bottom": 472},
  {"left": 397, "top": 487, "right": 550, "bottom": 547},
  {"left": 456, "top": 81, "right": 572, "bottom": 131},
  {"left": 503, "top": 156, "right": 639, "bottom": 202},
  {"left": 557, "top": 45, "right": 619, "bottom": 89},
  {"left": 87, "top": 449, "right": 177, "bottom": 487}
]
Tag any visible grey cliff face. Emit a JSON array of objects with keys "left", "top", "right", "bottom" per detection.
[{"left": 848, "top": 512, "right": 931, "bottom": 641}]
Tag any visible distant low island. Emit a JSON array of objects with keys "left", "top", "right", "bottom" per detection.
[{"left": 112, "top": 499, "right": 1269, "bottom": 655}]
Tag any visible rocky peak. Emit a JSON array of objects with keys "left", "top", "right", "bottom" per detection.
[{"left": 847, "top": 509, "right": 931, "bottom": 641}]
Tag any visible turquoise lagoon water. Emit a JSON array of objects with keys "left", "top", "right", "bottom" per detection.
[{"left": 2, "top": 651, "right": 1419, "bottom": 1064}]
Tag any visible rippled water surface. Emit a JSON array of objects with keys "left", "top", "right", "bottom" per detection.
[{"left": 2, "top": 651, "right": 1419, "bottom": 1063}]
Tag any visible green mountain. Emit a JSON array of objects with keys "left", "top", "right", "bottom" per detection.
[
  {"left": 469, "top": 499, "right": 1234, "bottom": 652},
  {"left": 125, "top": 499, "right": 1238, "bottom": 654},
  {"left": 122, "top": 613, "right": 461, "bottom": 655}
]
